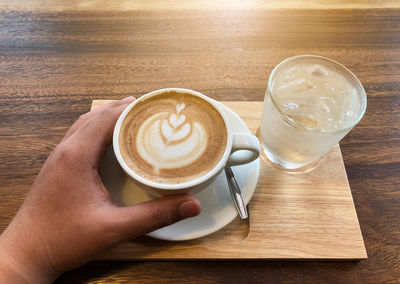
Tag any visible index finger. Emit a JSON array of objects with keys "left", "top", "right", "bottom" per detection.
[
  {"left": 69, "top": 97, "right": 135, "bottom": 167},
  {"left": 64, "top": 97, "right": 135, "bottom": 140}
]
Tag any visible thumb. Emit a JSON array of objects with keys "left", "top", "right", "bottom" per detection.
[{"left": 111, "top": 194, "right": 201, "bottom": 242}]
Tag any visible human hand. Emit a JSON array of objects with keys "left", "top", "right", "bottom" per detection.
[{"left": 0, "top": 97, "right": 201, "bottom": 283}]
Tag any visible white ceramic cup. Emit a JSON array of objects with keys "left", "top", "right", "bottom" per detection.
[{"left": 113, "top": 88, "right": 260, "bottom": 196}]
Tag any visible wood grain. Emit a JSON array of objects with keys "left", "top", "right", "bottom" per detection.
[
  {"left": 0, "top": 7, "right": 399, "bottom": 283},
  {"left": 2, "top": 0, "right": 400, "bottom": 12},
  {"left": 91, "top": 100, "right": 366, "bottom": 260}
]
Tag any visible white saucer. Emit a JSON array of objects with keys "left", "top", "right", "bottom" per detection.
[{"left": 99, "top": 102, "right": 260, "bottom": 241}]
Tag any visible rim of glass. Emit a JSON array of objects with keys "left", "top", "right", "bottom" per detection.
[{"left": 267, "top": 54, "right": 367, "bottom": 134}]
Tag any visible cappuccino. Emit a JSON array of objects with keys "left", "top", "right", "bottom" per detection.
[{"left": 119, "top": 91, "right": 227, "bottom": 184}]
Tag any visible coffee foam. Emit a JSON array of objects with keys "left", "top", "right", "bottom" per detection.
[{"left": 119, "top": 91, "right": 227, "bottom": 184}]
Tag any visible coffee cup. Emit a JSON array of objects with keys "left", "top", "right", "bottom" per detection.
[{"left": 113, "top": 88, "right": 260, "bottom": 196}]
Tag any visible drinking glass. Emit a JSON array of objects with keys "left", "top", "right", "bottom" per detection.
[{"left": 258, "top": 55, "right": 367, "bottom": 173}]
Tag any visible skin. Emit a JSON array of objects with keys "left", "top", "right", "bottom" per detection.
[{"left": 0, "top": 97, "right": 201, "bottom": 283}]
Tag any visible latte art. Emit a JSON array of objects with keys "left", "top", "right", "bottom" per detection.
[
  {"left": 119, "top": 91, "right": 227, "bottom": 184},
  {"left": 137, "top": 103, "right": 208, "bottom": 173}
]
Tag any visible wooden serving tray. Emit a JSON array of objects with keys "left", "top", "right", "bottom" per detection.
[{"left": 92, "top": 100, "right": 367, "bottom": 260}]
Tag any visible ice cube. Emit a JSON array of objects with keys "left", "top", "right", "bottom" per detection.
[
  {"left": 338, "top": 88, "right": 360, "bottom": 127},
  {"left": 315, "top": 98, "right": 333, "bottom": 130},
  {"left": 320, "top": 101, "right": 330, "bottom": 113},
  {"left": 324, "top": 82, "right": 335, "bottom": 93},
  {"left": 308, "top": 65, "right": 328, "bottom": 78},
  {"left": 278, "top": 78, "right": 315, "bottom": 93},
  {"left": 350, "top": 88, "right": 360, "bottom": 112},
  {"left": 287, "top": 113, "right": 319, "bottom": 129},
  {"left": 341, "top": 88, "right": 360, "bottom": 116},
  {"left": 282, "top": 101, "right": 316, "bottom": 122},
  {"left": 282, "top": 67, "right": 299, "bottom": 83},
  {"left": 283, "top": 102, "right": 300, "bottom": 111}
]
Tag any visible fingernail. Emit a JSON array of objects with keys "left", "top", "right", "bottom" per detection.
[
  {"left": 179, "top": 200, "right": 201, "bottom": 219},
  {"left": 121, "top": 96, "right": 135, "bottom": 102}
]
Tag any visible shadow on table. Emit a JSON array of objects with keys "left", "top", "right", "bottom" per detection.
[{"left": 55, "top": 260, "right": 363, "bottom": 283}]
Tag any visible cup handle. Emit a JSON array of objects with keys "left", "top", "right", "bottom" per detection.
[{"left": 227, "top": 132, "right": 261, "bottom": 166}]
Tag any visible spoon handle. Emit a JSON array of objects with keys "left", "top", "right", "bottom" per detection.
[{"left": 224, "top": 166, "right": 248, "bottom": 219}]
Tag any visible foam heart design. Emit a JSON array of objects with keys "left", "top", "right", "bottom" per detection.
[
  {"left": 161, "top": 119, "right": 173, "bottom": 140},
  {"left": 162, "top": 119, "right": 191, "bottom": 142},
  {"left": 137, "top": 113, "right": 207, "bottom": 172},
  {"left": 176, "top": 103, "right": 185, "bottom": 114},
  {"left": 170, "top": 113, "right": 186, "bottom": 129}
]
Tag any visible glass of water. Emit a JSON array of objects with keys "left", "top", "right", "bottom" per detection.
[{"left": 259, "top": 55, "right": 367, "bottom": 173}]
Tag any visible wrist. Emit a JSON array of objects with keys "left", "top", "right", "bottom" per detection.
[{"left": 0, "top": 225, "right": 60, "bottom": 283}]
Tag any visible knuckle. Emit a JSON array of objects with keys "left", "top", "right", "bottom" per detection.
[
  {"left": 99, "top": 107, "right": 113, "bottom": 117},
  {"left": 77, "top": 112, "right": 91, "bottom": 122},
  {"left": 97, "top": 106, "right": 115, "bottom": 119},
  {"left": 110, "top": 99, "right": 124, "bottom": 107},
  {"left": 53, "top": 140, "right": 82, "bottom": 165},
  {"left": 103, "top": 99, "right": 122, "bottom": 110}
]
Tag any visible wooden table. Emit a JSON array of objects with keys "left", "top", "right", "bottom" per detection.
[{"left": 1, "top": 1, "right": 399, "bottom": 283}]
